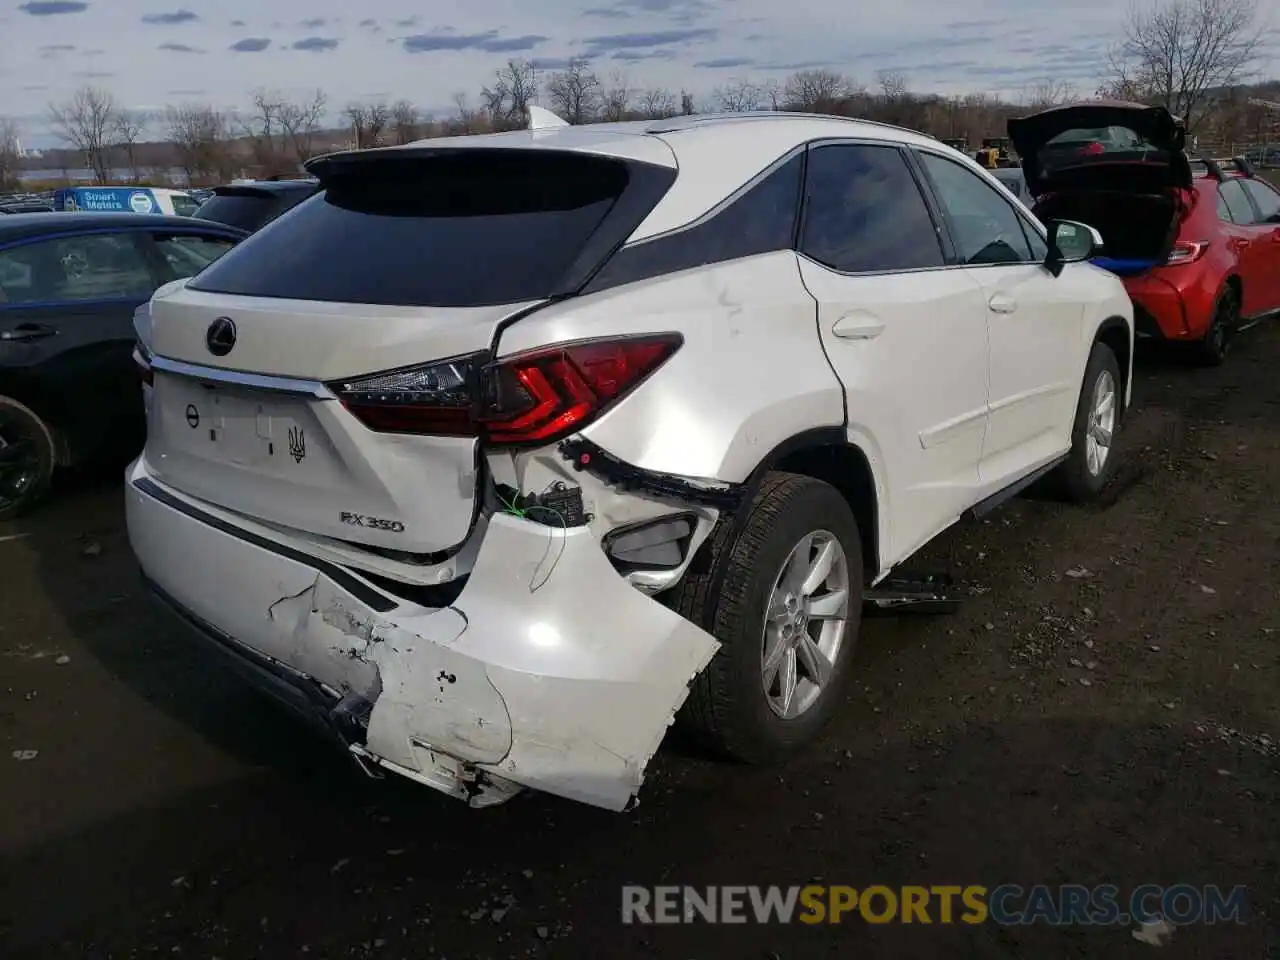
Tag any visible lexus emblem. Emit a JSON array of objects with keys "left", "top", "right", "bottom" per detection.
[{"left": 206, "top": 317, "right": 237, "bottom": 357}]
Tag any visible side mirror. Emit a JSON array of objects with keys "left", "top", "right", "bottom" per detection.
[{"left": 1044, "top": 219, "right": 1103, "bottom": 277}]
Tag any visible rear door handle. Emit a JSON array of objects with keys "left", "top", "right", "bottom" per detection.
[
  {"left": 832, "top": 311, "right": 885, "bottom": 340},
  {"left": 988, "top": 295, "right": 1017, "bottom": 314},
  {"left": 0, "top": 323, "right": 58, "bottom": 342}
]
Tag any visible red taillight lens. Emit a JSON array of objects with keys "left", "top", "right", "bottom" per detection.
[
  {"left": 1167, "top": 241, "right": 1209, "bottom": 264},
  {"left": 329, "top": 335, "right": 681, "bottom": 443},
  {"left": 330, "top": 353, "right": 485, "bottom": 436},
  {"left": 478, "top": 334, "right": 682, "bottom": 445},
  {"left": 133, "top": 343, "right": 153, "bottom": 386}
]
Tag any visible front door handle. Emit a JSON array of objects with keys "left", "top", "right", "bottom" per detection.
[
  {"left": 832, "top": 311, "right": 885, "bottom": 340},
  {"left": 0, "top": 323, "right": 58, "bottom": 342},
  {"left": 988, "top": 294, "right": 1017, "bottom": 314}
]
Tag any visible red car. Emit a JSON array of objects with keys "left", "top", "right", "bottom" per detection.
[{"left": 1009, "top": 101, "right": 1280, "bottom": 364}]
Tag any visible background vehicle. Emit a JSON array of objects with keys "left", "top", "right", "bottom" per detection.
[
  {"left": 0, "top": 193, "right": 55, "bottom": 214},
  {"left": 193, "top": 179, "right": 320, "bottom": 232},
  {"left": 53, "top": 186, "right": 201, "bottom": 217},
  {"left": 127, "top": 112, "right": 1131, "bottom": 811},
  {"left": 0, "top": 212, "right": 247, "bottom": 519},
  {"left": 991, "top": 166, "right": 1029, "bottom": 199},
  {"left": 1010, "top": 101, "right": 1280, "bottom": 364}
]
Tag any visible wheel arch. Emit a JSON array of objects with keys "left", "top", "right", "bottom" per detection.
[
  {"left": 1093, "top": 315, "right": 1132, "bottom": 418},
  {"left": 736, "top": 427, "right": 882, "bottom": 583}
]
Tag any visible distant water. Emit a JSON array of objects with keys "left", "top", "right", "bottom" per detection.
[{"left": 19, "top": 167, "right": 192, "bottom": 185}]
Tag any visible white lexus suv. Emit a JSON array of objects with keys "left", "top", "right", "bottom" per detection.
[{"left": 128, "top": 110, "right": 1133, "bottom": 811}]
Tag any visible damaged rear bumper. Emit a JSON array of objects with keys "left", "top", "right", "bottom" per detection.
[{"left": 125, "top": 458, "right": 720, "bottom": 811}]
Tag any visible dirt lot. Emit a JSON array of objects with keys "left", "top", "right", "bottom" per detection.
[{"left": 1, "top": 328, "right": 1278, "bottom": 959}]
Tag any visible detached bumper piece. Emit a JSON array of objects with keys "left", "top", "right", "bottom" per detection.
[{"left": 126, "top": 458, "right": 720, "bottom": 812}]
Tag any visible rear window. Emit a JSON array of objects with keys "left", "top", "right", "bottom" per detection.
[
  {"left": 1040, "top": 126, "right": 1167, "bottom": 173},
  {"left": 188, "top": 152, "right": 634, "bottom": 307},
  {"left": 193, "top": 193, "right": 282, "bottom": 232},
  {"left": 170, "top": 193, "right": 200, "bottom": 217}
]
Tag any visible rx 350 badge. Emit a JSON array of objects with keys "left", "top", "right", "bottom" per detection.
[{"left": 340, "top": 511, "right": 406, "bottom": 533}]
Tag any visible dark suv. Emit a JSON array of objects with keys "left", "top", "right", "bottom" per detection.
[{"left": 193, "top": 179, "right": 319, "bottom": 233}]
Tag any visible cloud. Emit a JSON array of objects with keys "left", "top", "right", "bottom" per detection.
[
  {"left": 141, "top": 9, "right": 198, "bottom": 24},
  {"left": 581, "top": 26, "right": 716, "bottom": 57},
  {"left": 167, "top": 88, "right": 207, "bottom": 95},
  {"left": 401, "top": 30, "right": 548, "bottom": 54},
  {"left": 18, "top": 1, "right": 87, "bottom": 13},
  {"left": 74, "top": 70, "right": 114, "bottom": 78},
  {"left": 359, "top": 18, "right": 376, "bottom": 27},
  {"left": 694, "top": 56, "right": 754, "bottom": 69},
  {"left": 530, "top": 57, "right": 580, "bottom": 70},
  {"left": 611, "top": 49, "right": 675, "bottom": 61},
  {"left": 230, "top": 37, "right": 271, "bottom": 52},
  {"left": 394, "top": 16, "right": 418, "bottom": 27},
  {"left": 583, "top": 6, "right": 630, "bottom": 17},
  {"left": 299, "top": 17, "right": 326, "bottom": 28},
  {"left": 230, "top": 19, "right": 245, "bottom": 26},
  {"left": 159, "top": 42, "right": 204, "bottom": 53},
  {"left": 22, "top": 84, "right": 51, "bottom": 92},
  {"left": 292, "top": 36, "right": 339, "bottom": 52}
]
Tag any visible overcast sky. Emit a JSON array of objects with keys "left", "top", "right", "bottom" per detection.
[{"left": 1, "top": 0, "right": 1276, "bottom": 147}]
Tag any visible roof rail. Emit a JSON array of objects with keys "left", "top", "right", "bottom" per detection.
[
  {"left": 1192, "top": 155, "right": 1254, "bottom": 181},
  {"left": 643, "top": 110, "right": 925, "bottom": 137}
]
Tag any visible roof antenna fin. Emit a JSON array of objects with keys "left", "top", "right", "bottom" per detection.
[{"left": 527, "top": 105, "right": 568, "bottom": 130}]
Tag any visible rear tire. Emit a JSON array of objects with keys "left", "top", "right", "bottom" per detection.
[
  {"left": 1193, "top": 288, "right": 1237, "bottom": 367},
  {"left": 1047, "top": 342, "right": 1122, "bottom": 503},
  {"left": 671, "top": 472, "right": 863, "bottom": 763},
  {"left": 0, "top": 395, "right": 56, "bottom": 522}
]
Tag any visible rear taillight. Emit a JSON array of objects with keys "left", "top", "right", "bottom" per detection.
[
  {"left": 478, "top": 334, "right": 682, "bottom": 445},
  {"left": 328, "top": 335, "right": 681, "bottom": 445},
  {"left": 330, "top": 353, "right": 484, "bottom": 436},
  {"left": 133, "top": 343, "right": 153, "bottom": 386},
  {"left": 1167, "top": 241, "right": 1209, "bottom": 264}
]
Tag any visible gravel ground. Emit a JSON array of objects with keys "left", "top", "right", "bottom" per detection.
[{"left": 1, "top": 325, "right": 1277, "bottom": 959}]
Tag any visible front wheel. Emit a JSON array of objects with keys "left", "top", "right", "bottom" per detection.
[
  {"left": 1047, "top": 342, "right": 1122, "bottom": 503},
  {"left": 672, "top": 472, "right": 863, "bottom": 763},
  {"left": 0, "top": 395, "right": 57, "bottom": 522}
]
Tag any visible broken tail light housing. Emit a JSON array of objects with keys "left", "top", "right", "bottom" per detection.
[
  {"left": 329, "top": 334, "right": 681, "bottom": 444},
  {"left": 479, "top": 334, "right": 682, "bottom": 446},
  {"left": 330, "top": 353, "right": 485, "bottom": 436},
  {"left": 1167, "top": 241, "right": 1209, "bottom": 264}
]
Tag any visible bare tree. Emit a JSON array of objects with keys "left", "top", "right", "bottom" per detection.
[
  {"left": 782, "top": 69, "right": 857, "bottom": 113},
  {"left": 600, "top": 72, "right": 633, "bottom": 122},
  {"left": 239, "top": 89, "right": 292, "bottom": 176},
  {"left": 391, "top": 99, "right": 420, "bottom": 144},
  {"left": 113, "top": 109, "right": 148, "bottom": 181},
  {"left": 1023, "top": 80, "right": 1077, "bottom": 110},
  {"left": 1104, "top": 0, "right": 1263, "bottom": 131},
  {"left": 679, "top": 90, "right": 696, "bottom": 115},
  {"left": 449, "top": 92, "right": 484, "bottom": 134},
  {"left": 637, "top": 87, "right": 677, "bottom": 119},
  {"left": 0, "top": 119, "right": 21, "bottom": 192},
  {"left": 164, "top": 104, "right": 234, "bottom": 184},
  {"left": 482, "top": 59, "right": 539, "bottom": 129},
  {"left": 546, "top": 59, "right": 601, "bottom": 124},
  {"left": 713, "top": 79, "right": 764, "bottom": 112},
  {"left": 278, "top": 89, "right": 327, "bottom": 163},
  {"left": 48, "top": 86, "right": 118, "bottom": 184},
  {"left": 346, "top": 100, "right": 390, "bottom": 150},
  {"left": 876, "top": 70, "right": 909, "bottom": 103}
]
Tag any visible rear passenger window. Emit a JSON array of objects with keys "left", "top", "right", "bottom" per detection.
[
  {"left": 1219, "top": 181, "right": 1254, "bottom": 224},
  {"left": 917, "top": 152, "right": 1035, "bottom": 265},
  {"left": 799, "top": 143, "right": 944, "bottom": 273},
  {"left": 586, "top": 152, "right": 802, "bottom": 292}
]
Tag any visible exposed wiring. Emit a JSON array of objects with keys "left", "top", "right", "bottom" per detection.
[{"left": 526, "top": 501, "right": 567, "bottom": 593}]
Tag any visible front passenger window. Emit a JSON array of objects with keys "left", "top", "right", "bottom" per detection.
[{"left": 918, "top": 152, "right": 1036, "bottom": 266}]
